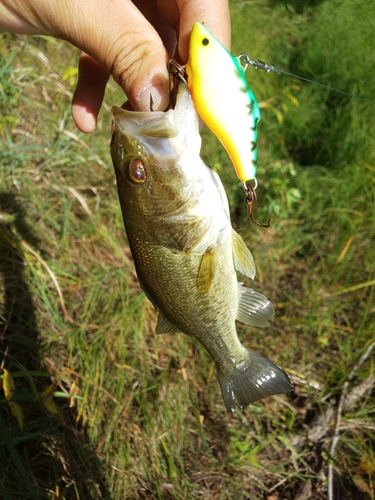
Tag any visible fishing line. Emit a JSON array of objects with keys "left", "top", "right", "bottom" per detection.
[{"left": 238, "top": 54, "right": 375, "bottom": 104}]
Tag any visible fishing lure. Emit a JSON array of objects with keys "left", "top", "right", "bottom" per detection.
[{"left": 185, "top": 22, "right": 261, "bottom": 186}]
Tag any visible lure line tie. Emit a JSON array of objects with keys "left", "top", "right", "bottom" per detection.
[{"left": 238, "top": 54, "right": 276, "bottom": 74}]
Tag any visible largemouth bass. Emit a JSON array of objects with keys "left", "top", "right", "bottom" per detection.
[{"left": 110, "top": 85, "right": 292, "bottom": 412}]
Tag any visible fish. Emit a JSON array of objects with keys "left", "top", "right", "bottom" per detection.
[
  {"left": 185, "top": 22, "right": 261, "bottom": 184},
  {"left": 110, "top": 84, "right": 292, "bottom": 413}
]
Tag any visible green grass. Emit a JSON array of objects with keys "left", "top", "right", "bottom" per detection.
[{"left": 1, "top": 1, "right": 375, "bottom": 498}]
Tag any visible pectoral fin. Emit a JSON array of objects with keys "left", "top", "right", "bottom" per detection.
[
  {"left": 196, "top": 246, "right": 218, "bottom": 294},
  {"left": 156, "top": 313, "right": 180, "bottom": 334},
  {"left": 232, "top": 229, "right": 256, "bottom": 279},
  {"left": 236, "top": 284, "right": 275, "bottom": 327}
]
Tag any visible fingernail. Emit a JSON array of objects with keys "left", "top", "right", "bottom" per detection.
[
  {"left": 72, "top": 103, "right": 97, "bottom": 133},
  {"left": 137, "top": 80, "right": 170, "bottom": 112}
]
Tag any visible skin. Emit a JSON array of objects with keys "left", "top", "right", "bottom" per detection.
[{"left": 0, "top": 0, "right": 230, "bottom": 132}]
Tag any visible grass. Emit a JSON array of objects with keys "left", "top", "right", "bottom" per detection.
[{"left": 1, "top": 0, "right": 375, "bottom": 498}]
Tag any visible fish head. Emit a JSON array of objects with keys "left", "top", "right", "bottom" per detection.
[
  {"left": 111, "top": 84, "right": 230, "bottom": 253},
  {"left": 111, "top": 85, "right": 206, "bottom": 222}
]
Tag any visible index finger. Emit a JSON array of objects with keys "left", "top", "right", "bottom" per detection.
[{"left": 175, "top": 0, "right": 231, "bottom": 61}]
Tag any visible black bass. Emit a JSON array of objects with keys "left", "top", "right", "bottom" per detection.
[{"left": 110, "top": 85, "right": 292, "bottom": 412}]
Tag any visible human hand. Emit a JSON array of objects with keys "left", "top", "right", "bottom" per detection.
[{"left": 0, "top": 0, "right": 230, "bottom": 132}]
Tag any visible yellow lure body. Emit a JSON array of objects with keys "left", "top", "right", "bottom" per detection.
[{"left": 186, "top": 22, "right": 261, "bottom": 183}]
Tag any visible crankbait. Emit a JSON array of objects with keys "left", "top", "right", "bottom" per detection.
[{"left": 185, "top": 22, "right": 261, "bottom": 187}]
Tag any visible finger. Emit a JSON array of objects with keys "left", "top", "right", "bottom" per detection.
[
  {"left": 28, "top": 0, "right": 172, "bottom": 113},
  {"left": 73, "top": 0, "right": 171, "bottom": 112},
  {"left": 133, "top": 0, "right": 178, "bottom": 59},
  {"left": 72, "top": 54, "right": 110, "bottom": 133},
  {"left": 177, "top": 0, "right": 231, "bottom": 60}
]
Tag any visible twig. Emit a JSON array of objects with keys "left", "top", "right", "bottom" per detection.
[{"left": 327, "top": 340, "right": 375, "bottom": 500}]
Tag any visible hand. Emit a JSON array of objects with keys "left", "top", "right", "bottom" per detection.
[{"left": 0, "top": 0, "right": 230, "bottom": 132}]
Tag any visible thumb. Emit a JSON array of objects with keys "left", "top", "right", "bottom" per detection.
[
  {"left": 99, "top": 10, "right": 171, "bottom": 112},
  {"left": 0, "top": 0, "right": 172, "bottom": 131},
  {"left": 67, "top": 0, "right": 171, "bottom": 129}
]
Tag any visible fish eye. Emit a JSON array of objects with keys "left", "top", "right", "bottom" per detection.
[
  {"left": 202, "top": 37, "right": 209, "bottom": 46},
  {"left": 127, "top": 157, "right": 147, "bottom": 183}
]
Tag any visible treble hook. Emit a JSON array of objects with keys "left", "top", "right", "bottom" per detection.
[
  {"left": 166, "top": 59, "right": 188, "bottom": 110},
  {"left": 167, "top": 59, "right": 188, "bottom": 86},
  {"left": 236, "top": 182, "right": 271, "bottom": 231}
]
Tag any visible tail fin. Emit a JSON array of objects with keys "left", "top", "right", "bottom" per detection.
[{"left": 217, "top": 350, "right": 292, "bottom": 413}]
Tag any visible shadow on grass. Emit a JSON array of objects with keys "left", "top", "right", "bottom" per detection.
[{"left": 0, "top": 192, "right": 110, "bottom": 499}]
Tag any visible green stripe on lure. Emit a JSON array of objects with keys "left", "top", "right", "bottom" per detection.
[{"left": 186, "top": 22, "right": 261, "bottom": 185}]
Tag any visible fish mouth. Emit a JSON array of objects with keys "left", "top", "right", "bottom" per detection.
[
  {"left": 112, "top": 85, "right": 193, "bottom": 140},
  {"left": 112, "top": 106, "right": 179, "bottom": 139}
]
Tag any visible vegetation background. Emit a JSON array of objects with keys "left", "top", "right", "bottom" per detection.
[{"left": 1, "top": 0, "right": 374, "bottom": 498}]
